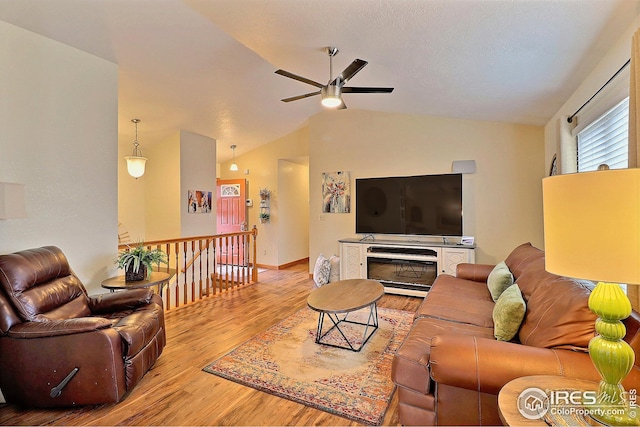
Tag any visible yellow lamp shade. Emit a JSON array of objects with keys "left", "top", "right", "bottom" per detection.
[{"left": 543, "top": 169, "right": 640, "bottom": 285}]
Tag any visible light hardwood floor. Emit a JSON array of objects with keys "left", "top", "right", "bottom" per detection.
[{"left": 0, "top": 264, "right": 422, "bottom": 426}]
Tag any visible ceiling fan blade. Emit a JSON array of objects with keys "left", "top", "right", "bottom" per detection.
[
  {"left": 275, "top": 69, "right": 324, "bottom": 88},
  {"left": 281, "top": 91, "right": 321, "bottom": 102},
  {"left": 341, "top": 87, "right": 394, "bottom": 93},
  {"left": 331, "top": 59, "right": 368, "bottom": 86}
]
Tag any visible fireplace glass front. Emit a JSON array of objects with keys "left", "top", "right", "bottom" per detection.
[{"left": 366, "top": 257, "right": 437, "bottom": 291}]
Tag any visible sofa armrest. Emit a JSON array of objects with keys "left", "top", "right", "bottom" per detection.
[
  {"left": 429, "top": 334, "right": 602, "bottom": 395},
  {"left": 88, "top": 288, "right": 153, "bottom": 314},
  {"left": 7, "top": 317, "right": 112, "bottom": 338},
  {"left": 456, "top": 263, "right": 495, "bottom": 282}
]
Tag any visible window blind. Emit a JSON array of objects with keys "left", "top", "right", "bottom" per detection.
[{"left": 577, "top": 97, "right": 629, "bottom": 172}]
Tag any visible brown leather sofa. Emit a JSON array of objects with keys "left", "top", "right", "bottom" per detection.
[
  {"left": 391, "top": 242, "right": 640, "bottom": 425},
  {"left": 0, "top": 246, "right": 166, "bottom": 407}
]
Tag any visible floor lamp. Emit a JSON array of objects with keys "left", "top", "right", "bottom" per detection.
[{"left": 543, "top": 169, "right": 639, "bottom": 425}]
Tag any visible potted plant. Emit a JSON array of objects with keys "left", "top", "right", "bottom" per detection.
[
  {"left": 116, "top": 244, "right": 168, "bottom": 281},
  {"left": 260, "top": 212, "right": 270, "bottom": 223}
]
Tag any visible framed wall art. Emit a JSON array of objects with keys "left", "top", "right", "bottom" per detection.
[
  {"left": 322, "top": 171, "right": 350, "bottom": 213},
  {"left": 187, "top": 190, "right": 212, "bottom": 213}
]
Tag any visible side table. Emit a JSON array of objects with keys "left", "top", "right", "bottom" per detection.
[
  {"left": 101, "top": 269, "right": 175, "bottom": 297},
  {"left": 498, "top": 375, "right": 599, "bottom": 426}
]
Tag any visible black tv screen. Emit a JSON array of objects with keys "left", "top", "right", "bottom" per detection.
[{"left": 355, "top": 173, "right": 463, "bottom": 236}]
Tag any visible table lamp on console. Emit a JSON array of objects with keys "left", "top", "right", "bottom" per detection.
[{"left": 543, "top": 168, "right": 640, "bottom": 426}]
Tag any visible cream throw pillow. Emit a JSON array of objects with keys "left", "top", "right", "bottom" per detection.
[
  {"left": 493, "top": 284, "right": 526, "bottom": 341},
  {"left": 328, "top": 255, "right": 340, "bottom": 283},
  {"left": 313, "top": 254, "right": 331, "bottom": 287},
  {"left": 487, "top": 261, "right": 514, "bottom": 302}
]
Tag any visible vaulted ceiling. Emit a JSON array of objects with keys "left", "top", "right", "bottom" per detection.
[{"left": 1, "top": 0, "right": 639, "bottom": 162}]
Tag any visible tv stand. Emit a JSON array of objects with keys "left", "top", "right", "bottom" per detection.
[{"left": 339, "top": 238, "right": 475, "bottom": 297}]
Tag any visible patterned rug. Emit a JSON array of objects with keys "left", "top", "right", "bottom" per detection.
[{"left": 202, "top": 306, "right": 414, "bottom": 425}]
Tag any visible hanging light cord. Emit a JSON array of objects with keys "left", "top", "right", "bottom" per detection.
[{"left": 132, "top": 119, "right": 142, "bottom": 156}]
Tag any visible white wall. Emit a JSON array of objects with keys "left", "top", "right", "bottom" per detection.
[
  {"left": 221, "top": 109, "right": 544, "bottom": 268},
  {"left": 144, "top": 132, "right": 181, "bottom": 240},
  {"left": 121, "top": 130, "right": 216, "bottom": 241},
  {"left": 278, "top": 159, "right": 310, "bottom": 265},
  {"left": 118, "top": 154, "right": 147, "bottom": 241},
  {"left": 179, "top": 130, "right": 216, "bottom": 238},
  {"left": 545, "top": 17, "right": 640, "bottom": 173},
  {"left": 0, "top": 21, "right": 119, "bottom": 291},
  {"left": 219, "top": 127, "right": 309, "bottom": 267},
  {"left": 309, "top": 109, "right": 545, "bottom": 266},
  {"left": 543, "top": 18, "right": 640, "bottom": 311}
]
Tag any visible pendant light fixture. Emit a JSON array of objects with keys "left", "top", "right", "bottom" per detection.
[
  {"left": 230, "top": 145, "right": 239, "bottom": 171},
  {"left": 125, "top": 119, "right": 147, "bottom": 178}
]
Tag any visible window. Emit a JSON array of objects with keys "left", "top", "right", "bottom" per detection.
[{"left": 577, "top": 97, "right": 629, "bottom": 172}]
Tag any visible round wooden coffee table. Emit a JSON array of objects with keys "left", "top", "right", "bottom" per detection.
[{"left": 307, "top": 279, "right": 384, "bottom": 352}]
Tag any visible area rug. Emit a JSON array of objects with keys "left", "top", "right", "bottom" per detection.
[{"left": 202, "top": 306, "right": 414, "bottom": 425}]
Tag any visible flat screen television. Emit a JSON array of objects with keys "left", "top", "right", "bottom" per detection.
[{"left": 355, "top": 173, "right": 463, "bottom": 236}]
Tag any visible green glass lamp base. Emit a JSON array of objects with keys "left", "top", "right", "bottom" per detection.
[{"left": 587, "top": 282, "right": 639, "bottom": 426}]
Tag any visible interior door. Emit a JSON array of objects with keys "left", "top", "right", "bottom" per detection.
[{"left": 216, "top": 179, "right": 247, "bottom": 265}]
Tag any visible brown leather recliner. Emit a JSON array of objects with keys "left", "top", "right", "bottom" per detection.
[{"left": 0, "top": 246, "right": 166, "bottom": 407}]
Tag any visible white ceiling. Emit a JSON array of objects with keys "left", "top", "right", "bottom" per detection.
[{"left": 1, "top": 0, "right": 639, "bottom": 162}]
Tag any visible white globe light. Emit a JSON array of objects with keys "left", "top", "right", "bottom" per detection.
[{"left": 126, "top": 156, "right": 147, "bottom": 178}]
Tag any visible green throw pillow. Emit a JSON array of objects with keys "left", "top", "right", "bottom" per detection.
[
  {"left": 493, "top": 284, "right": 526, "bottom": 341},
  {"left": 487, "top": 261, "right": 514, "bottom": 302}
]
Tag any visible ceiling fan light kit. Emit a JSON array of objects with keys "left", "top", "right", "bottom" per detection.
[
  {"left": 275, "top": 46, "right": 393, "bottom": 109},
  {"left": 321, "top": 85, "right": 342, "bottom": 108}
]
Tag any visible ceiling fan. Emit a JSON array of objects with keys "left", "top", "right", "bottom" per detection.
[{"left": 275, "top": 47, "right": 394, "bottom": 109}]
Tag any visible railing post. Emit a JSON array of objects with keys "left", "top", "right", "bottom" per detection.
[
  {"left": 173, "top": 242, "right": 179, "bottom": 309},
  {"left": 252, "top": 225, "right": 258, "bottom": 282}
]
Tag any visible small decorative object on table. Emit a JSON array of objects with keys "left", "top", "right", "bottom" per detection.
[{"left": 115, "top": 243, "right": 168, "bottom": 282}]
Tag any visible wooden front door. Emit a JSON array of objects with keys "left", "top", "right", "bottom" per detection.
[{"left": 216, "top": 179, "right": 247, "bottom": 264}]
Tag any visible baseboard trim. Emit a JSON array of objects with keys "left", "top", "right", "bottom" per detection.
[
  {"left": 278, "top": 257, "right": 309, "bottom": 269},
  {"left": 256, "top": 257, "right": 309, "bottom": 271}
]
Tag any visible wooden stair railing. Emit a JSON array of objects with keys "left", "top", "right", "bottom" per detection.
[{"left": 117, "top": 226, "right": 258, "bottom": 310}]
